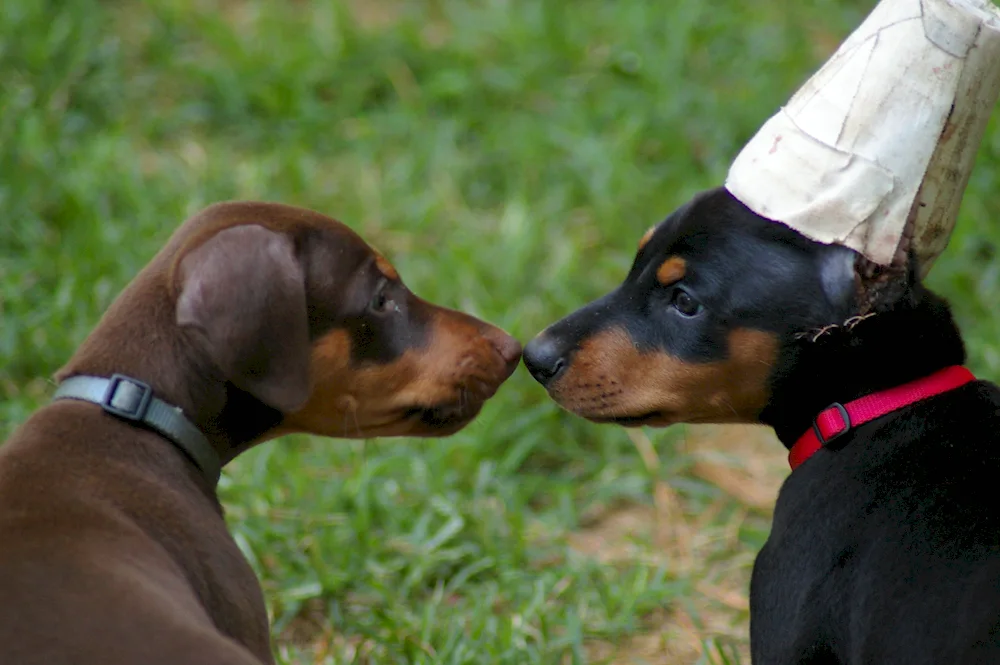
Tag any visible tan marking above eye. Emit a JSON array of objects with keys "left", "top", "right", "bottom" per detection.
[
  {"left": 656, "top": 256, "right": 686, "bottom": 286},
  {"left": 637, "top": 226, "right": 656, "bottom": 251},
  {"left": 374, "top": 252, "right": 399, "bottom": 281}
]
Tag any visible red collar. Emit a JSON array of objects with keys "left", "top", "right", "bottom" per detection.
[{"left": 788, "top": 365, "right": 976, "bottom": 470}]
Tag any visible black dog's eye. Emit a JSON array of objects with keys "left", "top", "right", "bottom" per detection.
[
  {"left": 671, "top": 289, "right": 701, "bottom": 317},
  {"left": 369, "top": 280, "right": 393, "bottom": 314}
]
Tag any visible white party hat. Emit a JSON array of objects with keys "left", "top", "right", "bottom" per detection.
[{"left": 726, "top": 0, "right": 1000, "bottom": 276}]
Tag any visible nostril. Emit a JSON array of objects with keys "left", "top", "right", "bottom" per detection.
[{"left": 523, "top": 335, "right": 569, "bottom": 387}]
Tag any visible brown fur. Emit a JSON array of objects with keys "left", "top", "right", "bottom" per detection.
[{"left": 0, "top": 201, "right": 520, "bottom": 664}]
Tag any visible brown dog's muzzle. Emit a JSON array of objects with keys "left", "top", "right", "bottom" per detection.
[{"left": 279, "top": 305, "right": 521, "bottom": 439}]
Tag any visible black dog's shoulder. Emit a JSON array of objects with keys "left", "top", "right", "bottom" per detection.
[
  {"left": 755, "top": 379, "right": 1000, "bottom": 664},
  {"left": 773, "top": 380, "right": 1000, "bottom": 548}
]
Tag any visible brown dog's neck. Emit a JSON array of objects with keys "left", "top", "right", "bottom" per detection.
[
  {"left": 55, "top": 269, "right": 281, "bottom": 475},
  {"left": 204, "top": 386, "right": 284, "bottom": 463},
  {"left": 760, "top": 285, "right": 967, "bottom": 448}
]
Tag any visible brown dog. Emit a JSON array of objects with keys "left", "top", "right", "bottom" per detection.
[{"left": 0, "top": 202, "right": 520, "bottom": 664}]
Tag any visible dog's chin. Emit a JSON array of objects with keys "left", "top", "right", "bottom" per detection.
[
  {"left": 277, "top": 400, "right": 488, "bottom": 440},
  {"left": 398, "top": 400, "right": 486, "bottom": 437},
  {"left": 552, "top": 400, "right": 682, "bottom": 428},
  {"left": 576, "top": 408, "right": 752, "bottom": 428},
  {"left": 587, "top": 411, "right": 674, "bottom": 428}
]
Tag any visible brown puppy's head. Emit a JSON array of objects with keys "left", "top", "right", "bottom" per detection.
[
  {"left": 522, "top": 187, "right": 858, "bottom": 427},
  {"left": 61, "top": 201, "right": 520, "bottom": 448},
  {"left": 171, "top": 202, "right": 522, "bottom": 441}
]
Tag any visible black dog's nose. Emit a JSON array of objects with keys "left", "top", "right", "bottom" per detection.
[{"left": 523, "top": 334, "right": 568, "bottom": 387}]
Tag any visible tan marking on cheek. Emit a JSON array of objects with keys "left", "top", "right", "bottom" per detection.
[
  {"left": 549, "top": 327, "right": 777, "bottom": 425},
  {"left": 279, "top": 329, "right": 354, "bottom": 431},
  {"left": 656, "top": 256, "right": 686, "bottom": 286},
  {"left": 282, "top": 327, "right": 422, "bottom": 436},
  {"left": 637, "top": 226, "right": 656, "bottom": 251},
  {"left": 309, "top": 329, "right": 353, "bottom": 374},
  {"left": 278, "top": 307, "right": 515, "bottom": 439},
  {"left": 374, "top": 252, "right": 399, "bottom": 280},
  {"left": 689, "top": 329, "right": 777, "bottom": 420}
]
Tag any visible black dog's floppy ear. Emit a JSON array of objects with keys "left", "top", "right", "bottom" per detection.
[
  {"left": 175, "top": 224, "right": 311, "bottom": 413},
  {"left": 817, "top": 242, "right": 858, "bottom": 314}
]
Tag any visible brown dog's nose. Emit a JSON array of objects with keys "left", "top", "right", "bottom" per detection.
[{"left": 484, "top": 327, "right": 522, "bottom": 371}]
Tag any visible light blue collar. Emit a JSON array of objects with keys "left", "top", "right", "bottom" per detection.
[{"left": 53, "top": 374, "right": 221, "bottom": 487}]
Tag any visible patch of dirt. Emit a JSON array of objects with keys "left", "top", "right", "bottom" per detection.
[
  {"left": 584, "top": 608, "right": 701, "bottom": 665},
  {"left": 568, "top": 424, "right": 788, "bottom": 664},
  {"left": 568, "top": 499, "right": 744, "bottom": 664},
  {"left": 277, "top": 597, "right": 330, "bottom": 651},
  {"left": 686, "top": 424, "right": 787, "bottom": 511},
  {"left": 277, "top": 597, "right": 379, "bottom": 663}
]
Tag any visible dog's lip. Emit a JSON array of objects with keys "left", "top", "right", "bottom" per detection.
[
  {"left": 588, "top": 411, "right": 666, "bottom": 427},
  {"left": 394, "top": 373, "right": 511, "bottom": 434},
  {"left": 401, "top": 400, "right": 485, "bottom": 430}
]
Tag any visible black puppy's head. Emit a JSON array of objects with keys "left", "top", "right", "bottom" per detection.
[{"left": 523, "top": 187, "right": 859, "bottom": 427}]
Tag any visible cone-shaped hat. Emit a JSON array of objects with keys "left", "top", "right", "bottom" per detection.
[{"left": 726, "top": 0, "right": 1000, "bottom": 276}]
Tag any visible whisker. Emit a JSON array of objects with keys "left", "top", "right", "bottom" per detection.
[
  {"left": 349, "top": 401, "right": 362, "bottom": 437},
  {"left": 723, "top": 397, "right": 739, "bottom": 418}
]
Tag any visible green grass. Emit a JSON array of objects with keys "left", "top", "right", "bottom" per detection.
[{"left": 2, "top": 0, "right": 1000, "bottom": 662}]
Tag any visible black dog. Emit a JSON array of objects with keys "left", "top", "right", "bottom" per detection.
[{"left": 523, "top": 186, "right": 1000, "bottom": 664}]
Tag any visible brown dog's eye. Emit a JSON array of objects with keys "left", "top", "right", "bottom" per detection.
[
  {"left": 671, "top": 289, "right": 701, "bottom": 317},
  {"left": 369, "top": 281, "right": 392, "bottom": 313}
]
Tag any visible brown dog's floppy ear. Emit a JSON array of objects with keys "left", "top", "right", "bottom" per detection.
[{"left": 175, "top": 224, "right": 311, "bottom": 413}]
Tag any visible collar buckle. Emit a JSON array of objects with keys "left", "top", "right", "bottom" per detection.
[
  {"left": 812, "top": 402, "right": 852, "bottom": 447},
  {"left": 102, "top": 374, "right": 154, "bottom": 422}
]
